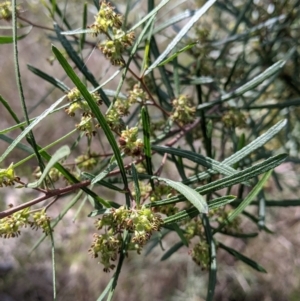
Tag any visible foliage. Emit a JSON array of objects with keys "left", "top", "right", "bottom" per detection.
[{"left": 1, "top": 0, "right": 300, "bottom": 300}]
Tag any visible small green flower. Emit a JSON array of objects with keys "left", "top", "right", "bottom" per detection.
[
  {"left": 89, "top": 0, "right": 123, "bottom": 36},
  {"left": 75, "top": 153, "right": 98, "bottom": 170},
  {"left": 98, "top": 30, "right": 135, "bottom": 66},
  {"left": 0, "top": 1, "right": 20, "bottom": 21},
  {"left": 171, "top": 95, "right": 196, "bottom": 125},
  {"left": 128, "top": 84, "right": 148, "bottom": 104},
  {"left": 89, "top": 206, "right": 162, "bottom": 271},
  {"left": 0, "top": 208, "right": 30, "bottom": 238},
  {"left": 190, "top": 241, "right": 210, "bottom": 270},
  {"left": 0, "top": 163, "right": 19, "bottom": 187},
  {"left": 75, "top": 116, "right": 97, "bottom": 137},
  {"left": 88, "top": 231, "right": 122, "bottom": 272},
  {"left": 119, "top": 127, "right": 144, "bottom": 156},
  {"left": 66, "top": 88, "right": 101, "bottom": 117},
  {"left": 222, "top": 109, "right": 247, "bottom": 128},
  {"left": 31, "top": 209, "right": 52, "bottom": 235}
]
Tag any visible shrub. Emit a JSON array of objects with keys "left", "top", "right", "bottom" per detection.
[{"left": 1, "top": 0, "right": 300, "bottom": 300}]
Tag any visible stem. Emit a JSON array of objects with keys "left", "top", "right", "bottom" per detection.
[{"left": 0, "top": 180, "right": 91, "bottom": 219}]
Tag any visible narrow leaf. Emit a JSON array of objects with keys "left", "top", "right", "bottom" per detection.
[
  {"left": 53, "top": 23, "right": 110, "bottom": 107},
  {"left": 129, "top": 0, "right": 171, "bottom": 32},
  {"left": 91, "top": 161, "right": 118, "bottom": 185},
  {"left": 131, "top": 164, "right": 141, "bottom": 206},
  {"left": 0, "top": 26, "right": 32, "bottom": 44},
  {"left": 152, "top": 154, "right": 287, "bottom": 207},
  {"left": 197, "top": 60, "right": 286, "bottom": 110},
  {"left": 157, "top": 41, "right": 198, "bottom": 66},
  {"left": 27, "top": 146, "right": 70, "bottom": 188},
  {"left": 219, "top": 242, "right": 267, "bottom": 273},
  {"left": 161, "top": 241, "right": 184, "bottom": 261},
  {"left": 214, "top": 170, "right": 273, "bottom": 234},
  {"left": 0, "top": 95, "right": 66, "bottom": 164},
  {"left": 142, "top": 107, "right": 153, "bottom": 177},
  {"left": 154, "top": 177, "right": 208, "bottom": 213},
  {"left": 184, "top": 119, "right": 287, "bottom": 183},
  {"left": 162, "top": 196, "right": 236, "bottom": 225},
  {"left": 27, "top": 64, "right": 70, "bottom": 92},
  {"left": 52, "top": 46, "right": 128, "bottom": 188},
  {"left": 153, "top": 145, "right": 240, "bottom": 177},
  {"left": 145, "top": 0, "right": 216, "bottom": 75}
]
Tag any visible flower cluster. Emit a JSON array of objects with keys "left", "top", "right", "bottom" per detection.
[
  {"left": 88, "top": 1, "right": 135, "bottom": 66},
  {"left": 184, "top": 220, "right": 204, "bottom": 240},
  {"left": 98, "top": 29, "right": 135, "bottom": 66},
  {"left": 0, "top": 163, "right": 19, "bottom": 187},
  {"left": 190, "top": 241, "right": 210, "bottom": 270},
  {"left": 89, "top": 0, "right": 122, "bottom": 36},
  {"left": 0, "top": 1, "right": 20, "bottom": 21},
  {"left": 171, "top": 95, "right": 196, "bottom": 125},
  {"left": 150, "top": 184, "right": 178, "bottom": 216},
  {"left": 75, "top": 153, "right": 98, "bottom": 170},
  {"left": 66, "top": 88, "right": 101, "bottom": 116},
  {"left": 0, "top": 208, "right": 30, "bottom": 238},
  {"left": 65, "top": 88, "right": 101, "bottom": 136},
  {"left": 33, "top": 166, "right": 62, "bottom": 184},
  {"left": 88, "top": 206, "right": 163, "bottom": 272},
  {"left": 30, "top": 209, "right": 52, "bottom": 235},
  {"left": 215, "top": 208, "right": 242, "bottom": 233},
  {"left": 105, "top": 105, "right": 126, "bottom": 133},
  {"left": 222, "top": 109, "right": 247, "bottom": 128},
  {"left": 128, "top": 84, "right": 148, "bottom": 104},
  {"left": 0, "top": 208, "right": 52, "bottom": 238},
  {"left": 131, "top": 181, "right": 152, "bottom": 200},
  {"left": 75, "top": 115, "right": 97, "bottom": 137},
  {"left": 118, "top": 127, "right": 144, "bottom": 157},
  {"left": 105, "top": 84, "right": 146, "bottom": 133}
]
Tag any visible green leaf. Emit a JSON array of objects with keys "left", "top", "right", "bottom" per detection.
[
  {"left": 141, "top": 107, "right": 153, "bottom": 178},
  {"left": 157, "top": 41, "right": 198, "bottom": 66},
  {"left": 162, "top": 196, "right": 236, "bottom": 225},
  {"left": 61, "top": 28, "right": 93, "bottom": 35},
  {"left": 27, "top": 64, "right": 70, "bottom": 92},
  {"left": 217, "top": 231, "right": 258, "bottom": 238},
  {"left": 151, "top": 154, "right": 287, "bottom": 207},
  {"left": 128, "top": 0, "right": 171, "bottom": 32},
  {"left": 153, "top": 176, "right": 208, "bottom": 213},
  {"left": 0, "top": 95, "right": 22, "bottom": 127},
  {"left": 184, "top": 119, "right": 286, "bottom": 184},
  {"left": 161, "top": 241, "right": 184, "bottom": 261},
  {"left": 197, "top": 60, "right": 286, "bottom": 111},
  {"left": 214, "top": 170, "right": 273, "bottom": 233},
  {"left": 201, "top": 214, "right": 217, "bottom": 301},
  {"left": 145, "top": 0, "right": 216, "bottom": 75},
  {"left": 53, "top": 23, "right": 110, "bottom": 107},
  {"left": 153, "top": 145, "right": 241, "bottom": 178},
  {"left": 0, "top": 26, "right": 32, "bottom": 44},
  {"left": 131, "top": 163, "right": 141, "bottom": 206},
  {"left": 97, "top": 278, "right": 114, "bottom": 301},
  {"left": 88, "top": 208, "right": 112, "bottom": 218},
  {"left": 0, "top": 95, "right": 67, "bottom": 164},
  {"left": 196, "top": 154, "right": 286, "bottom": 195},
  {"left": 81, "top": 172, "right": 124, "bottom": 192},
  {"left": 218, "top": 242, "right": 267, "bottom": 273},
  {"left": 52, "top": 45, "right": 128, "bottom": 189},
  {"left": 91, "top": 161, "right": 118, "bottom": 185},
  {"left": 166, "top": 223, "right": 189, "bottom": 246},
  {"left": 26, "top": 145, "right": 70, "bottom": 188}
]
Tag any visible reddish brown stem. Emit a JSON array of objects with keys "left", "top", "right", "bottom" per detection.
[{"left": 0, "top": 180, "right": 91, "bottom": 219}]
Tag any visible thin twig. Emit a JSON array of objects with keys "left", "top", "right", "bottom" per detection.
[{"left": 0, "top": 180, "right": 91, "bottom": 219}]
